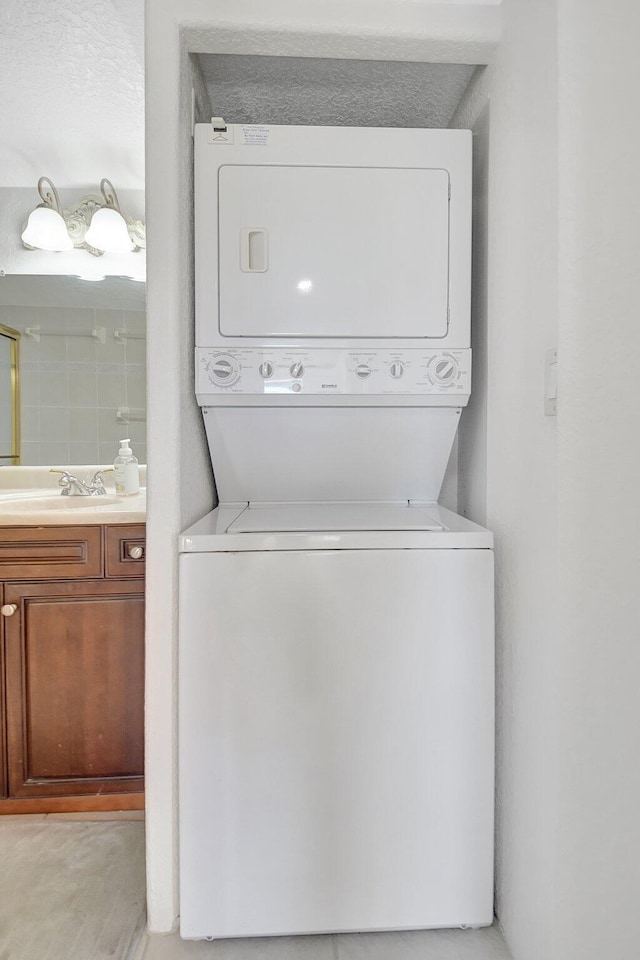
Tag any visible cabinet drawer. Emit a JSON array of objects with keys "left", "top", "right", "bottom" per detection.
[
  {"left": 105, "top": 524, "right": 146, "bottom": 579},
  {"left": 0, "top": 526, "right": 103, "bottom": 580}
]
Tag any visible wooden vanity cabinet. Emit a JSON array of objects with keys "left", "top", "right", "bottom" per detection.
[
  {"left": 0, "top": 584, "right": 7, "bottom": 801},
  {"left": 0, "top": 524, "right": 145, "bottom": 814}
]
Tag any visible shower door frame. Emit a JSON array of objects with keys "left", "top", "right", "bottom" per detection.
[{"left": 0, "top": 324, "right": 20, "bottom": 465}]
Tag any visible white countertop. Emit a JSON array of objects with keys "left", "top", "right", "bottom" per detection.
[{"left": 0, "top": 465, "right": 147, "bottom": 526}]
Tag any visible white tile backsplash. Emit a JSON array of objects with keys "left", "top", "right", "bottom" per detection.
[
  {"left": 20, "top": 441, "right": 41, "bottom": 465},
  {"left": 39, "top": 334, "right": 68, "bottom": 361},
  {"left": 98, "top": 407, "right": 126, "bottom": 445},
  {"left": 40, "top": 406, "right": 70, "bottom": 442},
  {"left": 69, "top": 407, "right": 99, "bottom": 442},
  {"left": 21, "top": 406, "right": 40, "bottom": 441},
  {"left": 8, "top": 304, "right": 146, "bottom": 466},
  {"left": 98, "top": 372, "right": 127, "bottom": 408},
  {"left": 126, "top": 372, "right": 146, "bottom": 409},
  {"left": 39, "top": 371, "right": 69, "bottom": 406},
  {"left": 68, "top": 370, "right": 97, "bottom": 407},
  {"left": 69, "top": 440, "right": 101, "bottom": 463},
  {"left": 20, "top": 370, "right": 40, "bottom": 406},
  {"left": 40, "top": 441, "right": 71, "bottom": 465},
  {"left": 125, "top": 338, "right": 146, "bottom": 364},
  {"left": 67, "top": 336, "right": 97, "bottom": 363}
]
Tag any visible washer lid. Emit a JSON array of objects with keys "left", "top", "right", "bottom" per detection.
[
  {"left": 179, "top": 502, "right": 494, "bottom": 551},
  {"left": 226, "top": 502, "right": 444, "bottom": 534}
]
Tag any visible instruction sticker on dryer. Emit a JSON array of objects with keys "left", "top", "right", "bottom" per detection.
[{"left": 241, "top": 125, "right": 271, "bottom": 146}]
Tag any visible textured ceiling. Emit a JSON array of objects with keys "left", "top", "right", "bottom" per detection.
[
  {"left": 0, "top": 0, "right": 144, "bottom": 189},
  {"left": 197, "top": 54, "right": 477, "bottom": 129}
]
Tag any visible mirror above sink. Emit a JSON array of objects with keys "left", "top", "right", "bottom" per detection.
[{"left": 0, "top": 274, "right": 145, "bottom": 467}]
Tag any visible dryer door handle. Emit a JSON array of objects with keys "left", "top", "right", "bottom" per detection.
[{"left": 240, "top": 228, "right": 268, "bottom": 273}]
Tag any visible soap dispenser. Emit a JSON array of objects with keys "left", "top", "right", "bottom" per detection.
[{"left": 114, "top": 438, "right": 140, "bottom": 496}]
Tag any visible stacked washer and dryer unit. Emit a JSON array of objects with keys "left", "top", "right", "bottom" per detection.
[{"left": 179, "top": 122, "right": 494, "bottom": 940}]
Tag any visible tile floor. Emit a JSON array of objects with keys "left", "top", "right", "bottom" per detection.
[
  {"left": 0, "top": 814, "right": 146, "bottom": 960},
  {"left": 137, "top": 926, "right": 512, "bottom": 960},
  {"left": 0, "top": 809, "right": 144, "bottom": 822},
  {"left": 3, "top": 811, "right": 512, "bottom": 960}
]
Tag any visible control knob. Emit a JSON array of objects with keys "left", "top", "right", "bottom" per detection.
[
  {"left": 290, "top": 362, "right": 304, "bottom": 379},
  {"left": 430, "top": 355, "right": 459, "bottom": 386},
  {"left": 259, "top": 361, "right": 274, "bottom": 379},
  {"left": 355, "top": 364, "right": 371, "bottom": 379},
  {"left": 389, "top": 361, "right": 404, "bottom": 379},
  {"left": 208, "top": 354, "right": 240, "bottom": 387}
]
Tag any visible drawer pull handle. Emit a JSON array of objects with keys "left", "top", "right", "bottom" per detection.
[
  {"left": 1, "top": 604, "right": 18, "bottom": 617},
  {"left": 128, "top": 545, "right": 144, "bottom": 560}
]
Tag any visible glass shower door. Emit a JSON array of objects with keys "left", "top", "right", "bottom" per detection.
[{"left": 0, "top": 325, "right": 20, "bottom": 465}]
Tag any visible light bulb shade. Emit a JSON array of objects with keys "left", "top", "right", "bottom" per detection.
[
  {"left": 21, "top": 206, "right": 73, "bottom": 252},
  {"left": 85, "top": 207, "right": 134, "bottom": 253}
]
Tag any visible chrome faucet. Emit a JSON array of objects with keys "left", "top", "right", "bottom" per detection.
[{"left": 50, "top": 469, "right": 108, "bottom": 497}]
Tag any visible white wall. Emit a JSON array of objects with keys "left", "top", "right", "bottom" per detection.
[
  {"left": 553, "top": 0, "right": 640, "bottom": 955},
  {"left": 454, "top": 4, "right": 560, "bottom": 955},
  {"left": 144, "top": 16, "right": 215, "bottom": 928},
  {"left": 144, "top": 0, "right": 500, "bottom": 933},
  {"left": 454, "top": 2, "right": 640, "bottom": 959},
  {"left": 0, "top": 0, "right": 144, "bottom": 190}
]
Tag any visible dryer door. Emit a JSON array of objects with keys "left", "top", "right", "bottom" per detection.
[{"left": 218, "top": 164, "right": 450, "bottom": 339}]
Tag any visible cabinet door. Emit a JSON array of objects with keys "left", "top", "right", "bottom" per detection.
[
  {"left": 4, "top": 579, "right": 144, "bottom": 799},
  {"left": 0, "top": 583, "right": 6, "bottom": 799}
]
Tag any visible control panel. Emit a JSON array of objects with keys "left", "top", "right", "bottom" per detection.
[{"left": 197, "top": 348, "right": 471, "bottom": 400}]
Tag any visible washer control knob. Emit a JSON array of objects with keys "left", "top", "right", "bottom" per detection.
[
  {"left": 389, "top": 361, "right": 404, "bottom": 379},
  {"left": 355, "top": 364, "right": 371, "bottom": 379},
  {"left": 208, "top": 354, "right": 240, "bottom": 386},
  {"left": 290, "top": 362, "right": 304, "bottom": 379},
  {"left": 430, "top": 355, "right": 459, "bottom": 385},
  {"left": 259, "top": 361, "right": 273, "bottom": 379}
]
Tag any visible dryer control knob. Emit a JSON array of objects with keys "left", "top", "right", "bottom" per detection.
[
  {"left": 430, "top": 355, "right": 459, "bottom": 386},
  {"left": 208, "top": 355, "right": 239, "bottom": 387},
  {"left": 290, "top": 362, "right": 304, "bottom": 379},
  {"left": 259, "top": 361, "right": 273, "bottom": 379},
  {"left": 355, "top": 364, "right": 371, "bottom": 379},
  {"left": 389, "top": 361, "right": 404, "bottom": 379}
]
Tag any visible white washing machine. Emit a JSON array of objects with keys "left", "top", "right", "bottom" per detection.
[{"left": 179, "top": 123, "right": 494, "bottom": 940}]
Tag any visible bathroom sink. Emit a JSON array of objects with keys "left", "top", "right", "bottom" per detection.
[
  {"left": 0, "top": 486, "right": 146, "bottom": 524},
  {"left": 7, "top": 495, "right": 123, "bottom": 512}
]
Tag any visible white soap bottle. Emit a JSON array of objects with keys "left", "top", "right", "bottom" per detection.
[{"left": 114, "top": 438, "right": 140, "bottom": 496}]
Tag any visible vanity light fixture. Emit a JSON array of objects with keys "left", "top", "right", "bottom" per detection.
[
  {"left": 22, "top": 178, "right": 146, "bottom": 257},
  {"left": 21, "top": 178, "right": 73, "bottom": 252},
  {"left": 84, "top": 179, "right": 135, "bottom": 253}
]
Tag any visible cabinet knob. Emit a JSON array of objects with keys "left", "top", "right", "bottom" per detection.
[
  {"left": 128, "top": 545, "right": 144, "bottom": 560},
  {"left": 1, "top": 604, "right": 18, "bottom": 617}
]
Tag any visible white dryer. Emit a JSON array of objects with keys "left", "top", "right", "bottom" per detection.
[{"left": 179, "top": 123, "right": 494, "bottom": 940}]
